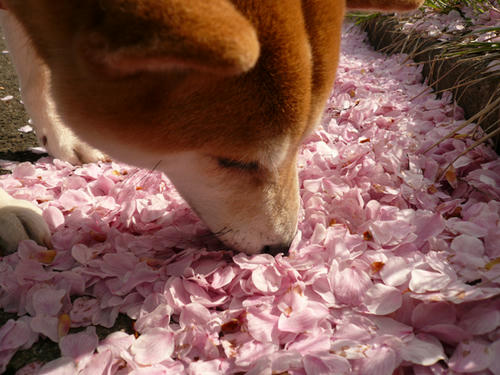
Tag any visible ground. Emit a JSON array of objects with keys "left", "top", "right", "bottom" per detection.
[{"left": 0, "top": 29, "right": 43, "bottom": 168}]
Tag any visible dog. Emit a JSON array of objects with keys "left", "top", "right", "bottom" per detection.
[{"left": 0, "top": 0, "right": 423, "bottom": 255}]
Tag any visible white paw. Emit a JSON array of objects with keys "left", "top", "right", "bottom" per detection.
[
  {"left": 37, "top": 125, "right": 108, "bottom": 165},
  {"left": 0, "top": 189, "right": 51, "bottom": 254}
]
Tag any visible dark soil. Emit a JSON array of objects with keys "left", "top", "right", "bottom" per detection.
[{"left": 0, "top": 30, "right": 46, "bottom": 174}]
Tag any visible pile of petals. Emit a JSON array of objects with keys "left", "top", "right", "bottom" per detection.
[
  {"left": 1, "top": 24, "right": 500, "bottom": 375},
  {"left": 400, "top": 1, "right": 499, "bottom": 42}
]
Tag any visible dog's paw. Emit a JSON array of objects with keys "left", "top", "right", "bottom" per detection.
[
  {"left": 0, "top": 189, "right": 51, "bottom": 255},
  {"left": 38, "top": 126, "right": 108, "bottom": 165}
]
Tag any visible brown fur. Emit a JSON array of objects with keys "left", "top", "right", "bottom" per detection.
[{"left": 3, "top": 1, "right": 343, "bottom": 167}]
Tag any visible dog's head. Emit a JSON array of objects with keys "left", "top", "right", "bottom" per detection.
[
  {"left": 3, "top": 0, "right": 318, "bottom": 254},
  {"left": 2, "top": 0, "right": 422, "bottom": 254}
]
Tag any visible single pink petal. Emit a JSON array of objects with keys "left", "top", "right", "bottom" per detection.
[
  {"left": 233, "top": 253, "right": 276, "bottom": 270},
  {"left": 57, "top": 190, "right": 92, "bottom": 211},
  {"left": 409, "top": 269, "right": 451, "bottom": 293},
  {"left": 311, "top": 274, "right": 336, "bottom": 305},
  {"left": 450, "top": 235, "right": 486, "bottom": 268},
  {"left": 79, "top": 350, "right": 114, "bottom": 375},
  {"left": 286, "top": 334, "right": 331, "bottom": 355},
  {"left": 278, "top": 305, "right": 328, "bottom": 333},
  {"left": 369, "top": 220, "right": 414, "bottom": 246},
  {"left": 448, "top": 339, "right": 493, "bottom": 372},
  {"left": 379, "top": 257, "right": 410, "bottom": 287},
  {"left": 304, "top": 353, "right": 351, "bottom": 375},
  {"left": 331, "top": 266, "right": 372, "bottom": 306},
  {"left": 371, "top": 316, "right": 413, "bottom": 339},
  {"left": 271, "top": 351, "right": 304, "bottom": 373},
  {"left": 130, "top": 327, "right": 174, "bottom": 365},
  {"left": 183, "top": 280, "right": 229, "bottom": 308},
  {"left": 334, "top": 322, "right": 372, "bottom": 342},
  {"left": 246, "top": 307, "right": 279, "bottom": 343},
  {"left": 235, "top": 341, "right": 276, "bottom": 368},
  {"left": 400, "top": 334, "right": 446, "bottom": 366},
  {"left": 59, "top": 326, "right": 98, "bottom": 361},
  {"left": 101, "top": 252, "right": 138, "bottom": 276},
  {"left": 12, "top": 162, "right": 37, "bottom": 178},
  {"left": 179, "top": 303, "right": 211, "bottom": 328},
  {"left": 489, "top": 340, "right": 500, "bottom": 375},
  {"left": 134, "top": 304, "right": 173, "bottom": 333},
  {"left": 211, "top": 266, "right": 236, "bottom": 289},
  {"left": 355, "top": 346, "right": 398, "bottom": 375},
  {"left": 303, "top": 178, "right": 323, "bottom": 193},
  {"left": 163, "top": 277, "right": 191, "bottom": 313},
  {"left": 447, "top": 219, "right": 488, "bottom": 237},
  {"left": 105, "top": 262, "right": 158, "bottom": 296},
  {"left": 365, "top": 284, "right": 402, "bottom": 315},
  {"left": 420, "top": 324, "right": 468, "bottom": 345},
  {"left": 414, "top": 212, "right": 445, "bottom": 246},
  {"left": 128, "top": 365, "right": 170, "bottom": 374},
  {"left": 30, "top": 316, "right": 59, "bottom": 342},
  {"left": 38, "top": 357, "right": 77, "bottom": 375},
  {"left": 189, "top": 359, "right": 225, "bottom": 375},
  {"left": 251, "top": 265, "right": 282, "bottom": 294},
  {"left": 71, "top": 244, "right": 96, "bottom": 265},
  {"left": 0, "top": 319, "right": 31, "bottom": 351},
  {"left": 459, "top": 305, "right": 500, "bottom": 335},
  {"left": 245, "top": 357, "right": 272, "bottom": 375},
  {"left": 15, "top": 259, "right": 53, "bottom": 282},
  {"left": 43, "top": 206, "right": 65, "bottom": 230},
  {"left": 97, "top": 332, "right": 135, "bottom": 357},
  {"left": 32, "top": 288, "right": 66, "bottom": 317},
  {"left": 411, "top": 302, "right": 456, "bottom": 328},
  {"left": 70, "top": 297, "right": 100, "bottom": 326},
  {"left": 330, "top": 339, "right": 365, "bottom": 360}
]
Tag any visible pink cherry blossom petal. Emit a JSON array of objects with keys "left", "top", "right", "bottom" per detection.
[
  {"left": 234, "top": 341, "right": 276, "bottom": 368},
  {"left": 38, "top": 357, "right": 77, "bottom": 375},
  {"left": 59, "top": 326, "right": 99, "bottom": 361},
  {"left": 400, "top": 334, "right": 446, "bottom": 366},
  {"left": 489, "top": 340, "right": 500, "bottom": 375},
  {"left": 448, "top": 339, "right": 493, "bottom": 373},
  {"left": 32, "top": 287, "right": 66, "bottom": 317},
  {"left": 331, "top": 266, "right": 372, "bottom": 306},
  {"left": 354, "top": 346, "right": 399, "bottom": 375},
  {"left": 365, "top": 283, "right": 403, "bottom": 315},
  {"left": 278, "top": 304, "right": 329, "bottom": 334},
  {"left": 130, "top": 328, "right": 174, "bottom": 365},
  {"left": 246, "top": 307, "right": 279, "bottom": 343},
  {"left": 409, "top": 269, "right": 452, "bottom": 293},
  {"left": 0, "top": 319, "right": 32, "bottom": 351},
  {"left": 459, "top": 305, "right": 500, "bottom": 335},
  {"left": 303, "top": 353, "right": 351, "bottom": 375}
]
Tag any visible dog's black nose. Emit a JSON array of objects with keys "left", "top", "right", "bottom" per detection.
[{"left": 262, "top": 243, "right": 290, "bottom": 257}]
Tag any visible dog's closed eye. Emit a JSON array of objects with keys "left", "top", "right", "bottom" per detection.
[{"left": 217, "top": 157, "right": 260, "bottom": 172}]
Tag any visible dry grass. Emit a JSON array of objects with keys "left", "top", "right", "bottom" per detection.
[{"left": 349, "top": 0, "right": 500, "bottom": 152}]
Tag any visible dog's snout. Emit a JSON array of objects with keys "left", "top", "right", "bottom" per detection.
[{"left": 262, "top": 242, "right": 291, "bottom": 257}]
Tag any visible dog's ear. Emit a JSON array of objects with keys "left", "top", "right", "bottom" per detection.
[
  {"left": 346, "top": 0, "right": 424, "bottom": 11},
  {"left": 79, "top": 0, "right": 260, "bottom": 76}
]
